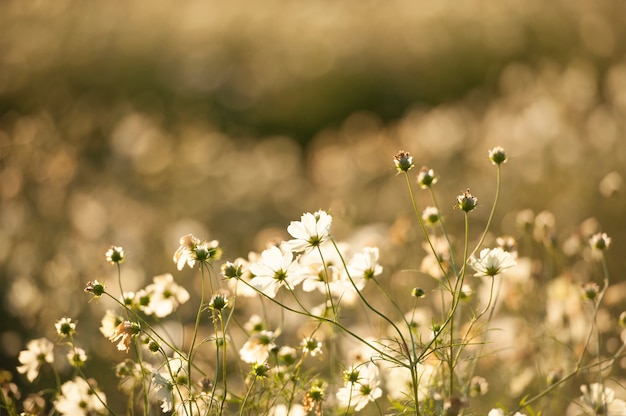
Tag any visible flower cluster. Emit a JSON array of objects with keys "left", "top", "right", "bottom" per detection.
[{"left": 8, "top": 146, "right": 626, "bottom": 416}]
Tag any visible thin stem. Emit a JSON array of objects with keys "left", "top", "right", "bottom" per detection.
[{"left": 470, "top": 164, "right": 502, "bottom": 259}]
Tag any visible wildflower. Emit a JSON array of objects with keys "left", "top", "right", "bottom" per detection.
[
  {"left": 443, "top": 396, "right": 468, "bottom": 415},
  {"left": 581, "top": 282, "right": 601, "bottom": 301},
  {"left": 249, "top": 245, "right": 306, "bottom": 298},
  {"left": 496, "top": 235, "right": 517, "bottom": 254},
  {"left": 417, "top": 166, "right": 437, "bottom": 188},
  {"left": 251, "top": 362, "right": 271, "bottom": 379},
  {"left": 208, "top": 292, "right": 230, "bottom": 311},
  {"left": 221, "top": 261, "right": 243, "bottom": 279},
  {"left": 336, "top": 362, "right": 383, "bottom": 411},
  {"left": 469, "top": 376, "right": 489, "bottom": 397},
  {"left": 347, "top": 247, "right": 383, "bottom": 289},
  {"left": 578, "top": 383, "right": 626, "bottom": 415},
  {"left": 226, "top": 254, "right": 259, "bottom": 298},
  {"left": 17, "top": 338, "right": 54, "bottom": 382},
  {"left": 456, "top": 188, "right": 478, "bottom": 213},
  {"left": 243, "top": 314, "right": 266, "bottom": 333},
  {"left": 173, "top": 234, "right": 221, "bottom": 270},
  {"left": 99, "top": 310, "right": 123, "bottom": 339},
  {"left": 469, "top": 247, "right": 516, "bottom": 277},
  {"left": 108, "top": 321, "right": 140, "bottom": 352},
  {"left": 411, "top": 287, "right": 426, "bottom": 298},
  {"left": 116, "top": 359, "right": 152, "bottom": 394},
  {"left": 283, "top": 210, "right": 332, "bottom": 253},
  {"left": 277, "top": 346, "right": 298, "bottom": 366},
  {"left": 303, "top": 380, "right": 325, "bottom": 416},
  {"left": 138, "top": 273, "right": 190, "bottom": 318},
  {"left": 239, "top": 330, "right": 277, "bottom": 363},
  {"left": 268, "top": 404, "right": 306, "bottom": 416},
  {"left": 84, "top": 280, "right": 105, "bottom": 298},
  {"left": 590, "top": 232, "right": 611, "bottom": 251},
  {"left": 152, "top": 371, "right": 174, "bottom": 413},
  {"left": 422, "top": 206, "right": 440, "bottom": 225},
  {"left": 393, "top": 150, "right": 414, "bottom": 173},
  {"left": 53, "top": 377, "right": 107, "bottom": 415},
  {"left": 105, "top": 246, "right": 125, "bottom": 264},
  {"left": 67, "top": 348, "right": 87, "bottom": 368},
  {"left": 55, "top": 317, "right": 77, "bottom": 339},
  {"left": 488, "top": 146, "right": 508, "bottom": 165},
  {"left": 301, "top": 337, "right": 323, "bottom": 357}
]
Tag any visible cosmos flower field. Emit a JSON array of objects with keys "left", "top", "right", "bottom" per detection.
[{"left": 2, "top": 1, "right": 626, "bottom": 415}]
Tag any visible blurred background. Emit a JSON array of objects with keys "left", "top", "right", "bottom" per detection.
[{"left": 1, "top": 0, "right": 626, "bottom": 413}]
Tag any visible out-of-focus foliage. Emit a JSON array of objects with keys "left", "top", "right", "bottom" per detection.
[{"left": 1, "top": 0, "right": 626, "bottom": 413}]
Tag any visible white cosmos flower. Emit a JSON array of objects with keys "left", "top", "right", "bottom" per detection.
[
  {"left": 139, "top": 273, "right": 190, "bottom": 318},
  {"left": 578, "top": 383, "right": 626, "bottom": 415},
  {"left": 347, "top": 247, "right": 383, "bottom": 289},
  {"left": 239, "top": 330, "right": 276, "bottom": 364},
  {"left": 249, "top": 246, "right": 305, "bottom": 298},
  {"left": 17, "top": 338, "right": 54, "bottom": 382},
  {"left": 336, "top": 362, "right": 383, "bottom": 411},
  {"left": 283, "top": 210, "right": 332, "bottom": 253},
  {"left": 53, "top": 377, "right": 107, "bottom": 415},
  {"left": 468, "top": 247, "right": 516, "bottom": 277}
]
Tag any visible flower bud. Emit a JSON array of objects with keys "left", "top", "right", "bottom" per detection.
[
  {"left": 456, "top": 189, "right": 478, "bottom": 213},
  {"left": 393, "top": 151, "right": 414, "bottom": 173}
]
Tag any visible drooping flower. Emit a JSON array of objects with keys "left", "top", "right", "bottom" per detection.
[
  {"left": 283, "top": 210, "right": 332, "bottom": 253},
  {"left": 336, "top": 362, "right": 383, "bottom": 411},
  {"left": 468, "top": 247, "right": 517, "bottom": 277},
  {"left": 108, "top": 321, "right": 140, "bottom": 353},
  {"left": 17, "top": 338, "right": 54, "bottom": 382},
  {"left": 53, "top": 377, "right": 107, "bottom": 415},
  {"left": 249, "top": 245, "right": 305, "bottom": 298}
]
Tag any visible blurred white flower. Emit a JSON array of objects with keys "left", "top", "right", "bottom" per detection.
[
  {"left": 268, "top": 403, "right": 306, "bottom": 416},
  {"left": 99, "top": 309, "right": 123, "bottom": 339},
  {"left": 578, "top": 383, "right": 626, "bottom": 415},
  {"left": 55, "top": 317, "right": 77, "bottom": 338},
  {"left": 67, "top": 347, "right": 87, "bottom": 368},
  {"left": 249, "top": 246, "right": 305, "bottom": 298},
  {"left": 336, "top": 362, "right": 382, "bottom": 411},
  {"left": 152, "top": 371, "right": 174, "bottom": 413},
  {"left": 283, "top": 210, "right": 332, "bottom": 253},
  {"left": 139, "top": 273, "right": 190, "bottom": 318},
  {"left": 239, "top": 330, "right": 276, "bottom": 364},
  {"left": 53, "top": 377, "right": 107, "bottom": 415},
  {"left": 105, "top": 246, "right": 125, "bottom": 264},
  {"left": 301, "top": 337, "right": 323, "bottom": 357},
  {"left": 17, "top": 338, "right": 54, "bottom": 382},
  {"left": 469, "top": 247, "right": 516, "bottom": 277},
  {"left": 347, "top": 247, "right": 383, "bottom": 289}
]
